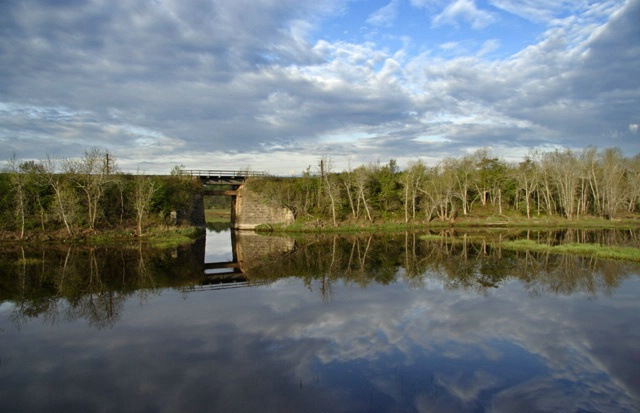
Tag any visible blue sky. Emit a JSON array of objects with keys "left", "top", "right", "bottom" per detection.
[{"left": 1, "top": 0, "right": 638, "bottom": 174}]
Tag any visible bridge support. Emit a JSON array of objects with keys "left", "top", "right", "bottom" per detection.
[
  {"left": 188, "top": 170, "right": 294, "bottom": 230},
  {"left": 232, "top": 184, "right": 294, "bottom": 230}
]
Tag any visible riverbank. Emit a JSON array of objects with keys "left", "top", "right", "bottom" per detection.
[
  {"left": 3, "top": 212, "right": 640, "bottom": 246},
  {"left": 0, "top": 226, "right": 205, "bottom": 248},
  {"left": 256, "top": 213, "right": 640, "bottom": 233}
]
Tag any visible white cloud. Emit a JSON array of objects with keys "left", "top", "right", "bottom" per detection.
[
  {"left": 490, "top": 0, "right": 573, "bottom": 22},
  {"left": 0, "top": 0, "right": 638, "bottom": 173},
  {"left": 432, "top": 0, "right": 497, "bottom": 29},
  {"left": 367, "top": 0, "right": 400, "bottom": 27}
]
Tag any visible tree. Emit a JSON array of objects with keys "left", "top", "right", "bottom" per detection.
[
  {"left": 132, "top": 173, "right": 158, "bottom": 236},
  {"left": 545, "top": 149, "right": 579, "bottom": 219},
  {"left": 419, "top": 163, "right": 456, "bottom": 222},
  {"left": 445, "top": 156, "right": 474, "bottom": 216},
  {"left": 369, "top": 159, "right": 401, "bottom": 215},
  {"left": 472, "top": 148, "right": 492, "bottom": 207},
  {"left": 42, "top": 156, "right": 75, "bottom": 235},
  {"left": 5, "top": 155, "right": 27, "bottom": 238},
  {"left": 20, "top": 160, "right": 50, "bottom": 231},
  {"left": 515, "top": 157, "right": 538, "bottom": 219},
  {"left": 64, "top": 147, "right": 117, "bottom": 230},
  {"left": 353, "top": 166, "right": 373, "bottom": 222},
  {"left": 343, "top": 161, "right": 358, "bottom": 220},
  {"left": 321, "top": 156, "right": 339, "bottom": 226},
  {"left": 581, "top": 147, "right": 600, "bottom": 217},
  {"left": 403, "top": 160, "right": 427, "bottom": 223},
  {"left": 473, "top": 151, "right": 509, "bottom": 214},
  {"left": 600, "top": 147, "right": 626, "bottom": 219},
  {"left": 625, "top": 154, "right": 640, "bottom": 212}
]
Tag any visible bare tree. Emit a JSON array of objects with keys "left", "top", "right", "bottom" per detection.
[
  {"left": 321, "top": 156, "right": 338, "bottom": 227},
  {"left": 42, "top": 156, "right": 75, "bottom": 235},
  {"left": 64, "top": 147, "right": 117, "bottom": 231},
  {"left": 514, "top": 157, "right": 538, "bottom": 219},
  {"left": 534, "top": 151, "right": 557, "bottom": 215},
  {"left": 580, "top": 147, "right": 600, "bottom": 217},
  {"left": 403, "top": 160, "right": 427, "bottom": 223},
  {"left": 445, "top": 156, "right": 474, "bottom": 216},
  {"left": 343, "top": 160, "right": 358, "bottom": 220},
  {"left": 5, "top": 155, "right": 27, "bottom": 238},
  {"left": 420, "top": 163, "right": 456, "bottom": 222},
  {"left": 132, "top": 172, "right": 158, "bottom": 236},
  {"left": 625, "top": 155, "right": 640, "bottom": 212},
  {"left": 545, "top": 149, "right": 579, "bottom": 219},
  {"left": 353, "top": 166, "right": 373, "bottom": 222},
  {"left": 600, "top": 147, "right": 626, "bottom": 219}
]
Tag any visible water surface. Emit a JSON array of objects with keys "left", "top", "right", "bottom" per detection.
[{"left": 0, "top": 229, "right": 639, "bottom": 412}]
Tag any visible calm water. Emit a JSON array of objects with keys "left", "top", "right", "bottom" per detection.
[{"left": 1, "top": 229, "right": 639, "bottom": 413}]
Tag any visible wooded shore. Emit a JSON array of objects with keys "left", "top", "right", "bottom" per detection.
[{"left": 3, "top": 146, "right": 640, "bottom": 243}]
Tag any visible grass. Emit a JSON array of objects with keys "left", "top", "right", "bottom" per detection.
[
  {"left": 140, "top": 226, "right": 205, "bottom": 248},
  {"left": 14, "top": 257, "right": 43, "bottom": 266},
  {"left": 264, "top": 213, "right": 640, "bottom": 235},
  {"left": 258, "top": 213, "right": 640, "bottom": 233},
  {"left": 205, "top": 208, "right": 231, "bottom": 224},
  {"left": 256, "top": 221, "right": 434, "bottom": 234},
  {"left": 500, "top": 239, "right": 640, "bottom": 262},
  {"left": 41, "top": 226, "right": 205, "bottom": 248}
]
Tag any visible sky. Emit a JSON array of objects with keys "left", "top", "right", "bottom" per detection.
[{"left": 1, "top": 0, "right": 639, "bottom": 175}]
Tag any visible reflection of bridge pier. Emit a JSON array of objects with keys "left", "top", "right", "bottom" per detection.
[{"left": 186, "top": 230, "right": 295, "bottom": 292}]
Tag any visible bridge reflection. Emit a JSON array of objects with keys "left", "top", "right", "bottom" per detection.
[{"left": 184, "top": 230, "right": 295, "bottom": 292}]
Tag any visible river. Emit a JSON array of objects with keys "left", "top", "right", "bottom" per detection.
[{"left": 0, "top": 228, "right": 639, "bottom": 412}]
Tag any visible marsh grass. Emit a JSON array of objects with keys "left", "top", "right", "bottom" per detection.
[
  {"left": 498, "top": 239, "right": 640, "bottom": 262},
  {"left": 14, "top": 257, "right": 42, "bottom": 266},
  {"left": 74, "top": 226, "right": 205, "bottom": 248},
  {"left": 257, "top": 221, "right": 432, "bottom": 234},
  {"left": 268, "top": 214, "right": 640, "bottom": 234},
  {"left": 205, "top": 208, "right": 231, "bottom": 224},
  {"left": 142, "top": 227, "right": 205, "bottom": 248}
]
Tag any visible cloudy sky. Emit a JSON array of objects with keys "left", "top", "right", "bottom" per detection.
[{"left": 1, "top": 0, "right": 639, "bottom": 174}]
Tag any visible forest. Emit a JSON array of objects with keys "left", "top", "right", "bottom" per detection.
[
  {"left": 3, "top": 146, "right": 640, "bottom": 240},
  {"left": 246, "top": 146, "right": 640, "bottom": 226},
  {"left": 0, "top": 147, "right": 201, "bottom": 239}
]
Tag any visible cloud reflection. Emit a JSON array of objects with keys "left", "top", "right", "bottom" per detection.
[{"left": 1, "top": 265, "right": 639, "bottom": 412}]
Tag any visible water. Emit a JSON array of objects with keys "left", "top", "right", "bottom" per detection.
[{"left": 1, "top": 229, "right": 639, "bottom": 412}]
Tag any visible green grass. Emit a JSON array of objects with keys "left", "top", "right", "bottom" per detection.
[
  {"left": 265, "top": 213, "right": 640, "bottom": 234},
  {"left": 75, "top": 226, "right": 205, "bottom": 248},
  {"left": 14, "top": 257, "right": 42, "bottom": 266},
  {"left": 142, "top": 227, "right": 205, "bottom": 248},
  {"left": 257, "top": 221, "right": 437, "bottom": 234},
  {"left": 500, "top": 239, "right": 640, "bottom": 262},
  {"left": 205, "top": 208, "right": 231, "bottom": 224},
  {"left": 418, "top": 234, "right": 640, "bottom": 262}
]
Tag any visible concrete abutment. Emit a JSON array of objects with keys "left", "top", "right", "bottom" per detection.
[
  {"left": 232, "top": 184, "right": 294, "bottom": 230},
  {"left": 192, "top": 183, "right": 294, "bottom": 230}
]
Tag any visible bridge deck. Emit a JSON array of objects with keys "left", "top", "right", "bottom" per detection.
[{"left": 185, "top": 170, "right": 267, "bottom": 186}]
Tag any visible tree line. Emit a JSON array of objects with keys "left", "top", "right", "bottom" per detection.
[
  {"left": 1, "top": 147, "right": 201, "bottom": 239},
  {"left": 247, "top": 147, "right": 640, "bottom": 225}
]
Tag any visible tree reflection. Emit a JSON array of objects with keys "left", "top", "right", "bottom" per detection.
[
  {"left": 1, "top": 229, "right": 638, "bottom": 329},
  {"left": 244, "top": 229, "right": 640, "bottom": 298},
  {"left": 0, "top": 242, "right": 205, "bottom": 328}
]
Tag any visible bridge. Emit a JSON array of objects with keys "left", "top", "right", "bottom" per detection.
[
  {"left": 184, "top": 169, "right": 267, "bottom": 186},
  {"left": 183, "top": 169, "right": 294, "bottom": 230}
]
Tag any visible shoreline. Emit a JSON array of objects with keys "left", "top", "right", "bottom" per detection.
[
  {"left": 257, "top": 214, "right": 640, "bottom": 233},
  {"left": 3, "top": 214, "right": 640, "bottom": 245},
  {"left": 0, "top": 226, "right": 205, "bottom": 248}
]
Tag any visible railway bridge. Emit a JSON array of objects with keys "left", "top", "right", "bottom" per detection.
[{"left": 184, "top": 169, "right": 294, "bottom": 230}]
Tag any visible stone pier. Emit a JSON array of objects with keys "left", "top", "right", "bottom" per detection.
[{"left": 232, "top": 184, "right": 295, "bottom": 230}]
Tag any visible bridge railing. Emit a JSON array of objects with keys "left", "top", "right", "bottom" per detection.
[{"left": 183, "top": 170, "right": 267, "bottom": 178}]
